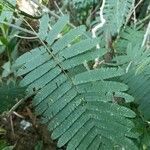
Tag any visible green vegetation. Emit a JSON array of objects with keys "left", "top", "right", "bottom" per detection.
[{"left": 0, "top": 0, "right": 150, "bottom": 149}]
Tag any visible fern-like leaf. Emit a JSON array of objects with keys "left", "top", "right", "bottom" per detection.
[
  {"left": 14, "top": 15, "right": 138, "bottom": 150},
  {"left": 121, "top": 67, "right": 150, "bottom": 120},
  {"left": 114, "top": 27, "right": 150, "bottom": 120}
]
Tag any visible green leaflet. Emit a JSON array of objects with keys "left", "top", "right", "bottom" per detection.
[
  {"left": 73, "top": 67, "right": 125, "bottom": 84},
  {"left": 51, "top": 105, "right": 86, "bottom": 139},
  {"left": 58, "top": 38, "right": 100, "bottom": 59},
  {"left": 38, "top": 14, "right": 49, "bottom": 40},
  {"left": 114, "top": 92, "right": 134, "bottom": 102},
  {"left": 46, "top": 15, "right": 69, "bottom": 45},
  {"left": 61, "top": 48, "right": 106, "bottom": 69}
]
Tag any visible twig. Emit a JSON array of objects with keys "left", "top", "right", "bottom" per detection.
[
  {"left": 142, "top": 21, "right": 150, "bottom": 47},
  {"left": 125, "top": 0, "right": 143, "bottom": 25},
  {"left": 54, "top": 1, "right": 64, "bottom": 16},
  {"left": 126, "top": 61, "right": 133, "bottom": 73},
  {"left": 93, "top": 59, "right": 105, "bottom": 69},
  {"left": 8, "top": 93, "right": 35, "bottom": 117},
  {"left": 92, "top": 0, "right": 106, "bottom": 68},
  {"left": 1, "top": 3, "right": 90, "bottom": 39},
  {"left": 10, "top": 115, "right": 15, "bottom": 137},
  {"left": 0, "top": 21, "right": 36, "bottom": 35},
  {"left": 86, "top": 3, "right": 101, "bottom": 26},
  {"left": 92, "top": 0, "right": 106, "bottom": 46},
  {"left": 133, "top": 1, "right": 137, "bottom": 26},
  {"left": 46, "top": 10, "right": 90, "bottom": 38},
  {"left": 14, "top": 34, "right": 38, "bottom": 39},
  {"left": 13, "top": 111, "right": 24, "bottom": 118},
  {"left": 41, "top": 5, "right": 75, "bottom": 28}
]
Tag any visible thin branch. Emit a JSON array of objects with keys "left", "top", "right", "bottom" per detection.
[
  {"left": 92, "top": 0, "right": 106, "bottom": 45},
  {"left": 142, "top": 21, "right": 150, "bottom": 47},
  {"left": 93, "top": 59, "right": 105, "bottom": 69},
  {"left": 1, "top": 4, "right": 89, "bottom": 39},
  {"left": 92, "top": 0, "right": 106, "bottom": 68},
  {"left": 125, "top": 0, "right": 143, "bottom": 25},
  {"left": 13, "top": 111, "right": 24, "bottom": 118},
  {"left": 8, "top": 93, "right": 35, "bottom": 117},
  {"left": 14, "top": 34, "right": 38, "bottom": 39},
  {"left": 0, "top": 21, "right": 36, "bottom": 35},
  {"left": 126, "top": 61, "right": 133, "bottom": 73},
  {"left": 10, "top": 115, "right": 15, "bottom": 137},
  {"left": 54, "top": 1, "right": 64, "bottom": 16},
  {"left": 42, "top": 5, "right": 75, "bottom": 28},
  {"left": 86, "top": 3, "right": 101, "bottom": 26},
  {"left": 39, "top": 6, "right": 90, "bottom": 38},
  {"left": 133, "top": 1, "right": 137, "bottom": 26}
]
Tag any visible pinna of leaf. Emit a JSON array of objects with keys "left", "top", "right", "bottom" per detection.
[{"left": 13, "top": 14, "right": 139, "bottom": 150}]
